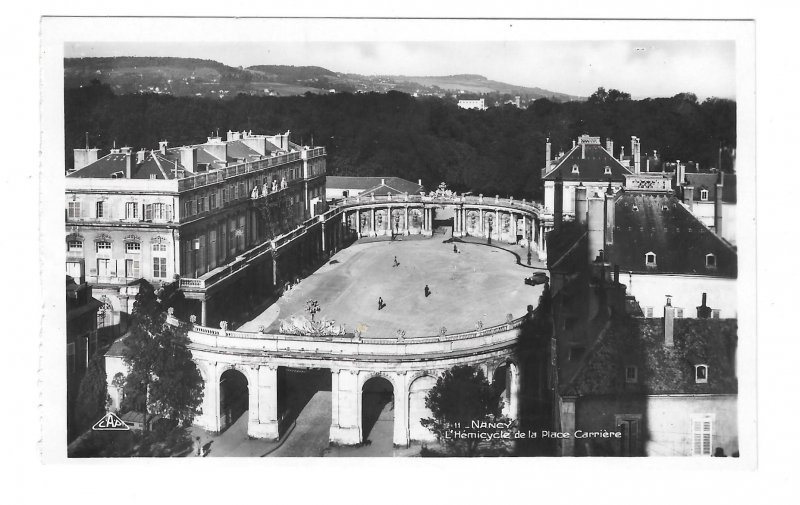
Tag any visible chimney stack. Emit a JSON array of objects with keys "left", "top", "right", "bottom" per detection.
[
  {"left": 554, "top": 176, "right": 564, "bottom": 230},
  {"left": 572, "top": 139, "right": 576, "bottom": 149},
  {"left": 664, "top": 296, "right": 675, "bottom": 347},
  {"left": 676, "top": 160, "right": 683, "bottom": 186},
  {"left": 697, "top": 292, "right": 712, "bottom": 318},
  {"left": 418, "top": 179, "right": 422, "bottom": 186},
  {"left": 159, "top": 140, "right": 168, "bottom": 155},
  {"left": 604, "top": 182, "right": 615, "bottom": 246},
  {"left": 136, "top": 149, "right": 146, "bottom": 164},
  {"left": 606, "top": 138, "right": 614, "bottom": 156},
  {"left": 587, "top": 190, "right": 605, "bottom": 264},
  {"left": 685, "top": 184, "right": 694, "bottom": 211},
  {"left": 125, "top": 151, "right": 133, "bottom": 179},
  {"left": 581, "top": 142, "right": 586, "bottom": 159},
  {"left": 575, "top": 183, "right": 588, "bottom": 226},
  {"left": 179, "top": 146, "right": 197, "bottom": 174},
  {"left": 545, "top": 138, "right": 551, "bottom": 168},
  {"left": 619, "top": 146, "right": 625, "bottom": 162},
  {"left": 714, "top": 177, "right": 724, "bottom": 236},
  {"left": 73, "top": 148, "right": 100, "bottom": 171},
  {"left": 631, "top": 136, "right": 641, "bottom": 174}
]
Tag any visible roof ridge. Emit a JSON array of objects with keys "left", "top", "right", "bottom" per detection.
[
  {"left": 150, "top": 151, "right": 170, "bottom": 179},
  {"left": 672, "top": 197, "right": 738, "bottom": 254}
]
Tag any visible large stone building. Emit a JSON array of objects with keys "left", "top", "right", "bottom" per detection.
[{"left": 65, "top": 130, "right": 327, "bottom": 327}]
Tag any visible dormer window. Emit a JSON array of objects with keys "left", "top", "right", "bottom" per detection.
[
  {"left": 695, "top": 364, "right": 708, "bottom": 383},
  {"left": 700, "top": 189, "right": 709, "bottom": 201},
  {"left": 625, "top": 366, "right": 638, "bottom": 383},
  {"left": 645, "top": 252, "right": 657, "bottom": 267},
  {"left": 604, "top": 166, "right": 612, "bottom": 175},
  {"left": 572, "top": 164, "right": 579, "bottom": 174},
  {"left": 705, "top": 253, "right": 716, "bottom": 269}
]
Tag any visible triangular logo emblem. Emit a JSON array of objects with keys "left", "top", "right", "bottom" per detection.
[{"left": 92, "top": 412, "right": 130, "bottom": 431}]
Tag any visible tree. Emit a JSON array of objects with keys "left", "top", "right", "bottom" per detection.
[
  {"left": 121, "top": 281, "right": 204, "bottom": 430},
  {"left": 421, "top": 364, "right": 506, "bottom": 456},
  {"left": 74, "top": 351, "right": 111, "bottom": 433}
]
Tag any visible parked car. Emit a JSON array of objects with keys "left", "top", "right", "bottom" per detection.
[{"left": 524, "top": 272, "right": 548, "bottom": 286}]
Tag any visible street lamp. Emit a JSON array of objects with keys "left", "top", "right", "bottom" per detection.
[{"left": 527, "top": 223, "right": 532, "bottom": 265}]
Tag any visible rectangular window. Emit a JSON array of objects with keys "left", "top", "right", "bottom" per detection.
[
  {"left": 153, "top": 257, "right": 167, "bottom": 278},
  {"left": 644, "top": 307, "right": 654, "bottom": 318},
  {"left": 222, "top": 188, "right": 228, "bottom": 205},
  {"left": 184, "top": 201, "right": 193, "bottom": 218},
  {"left": 67, "top": 342, "right": 76, "bottom": 373},
  {"left": 125, "top": 259, "right": 140, "bottom": 278},
  {"left": 125, "top": 202, "right": 138, "bottom": 220},
  {"left": 67, "top": 241, "right": 83, "bottom": 252},
  {"left": 144, "top": 203, "right": 153, "bottom": 221},
  {"left": 711, "top": 309, "right": 721, "bottom": 319},
  {"left": 691, "top": 415, "right": 714, "bottom": 456},
  {"left": 125, "top": 242, "right": 141, "bottom": 254},
  {"left": 196, "top": 197, "right": 205, "bottom": 214},
  {"left": 152, "top": 203, "right": 164, "bottom": 221},
  {"left": 67, "top": 201, "right": 81, "bottom": 219},
  {"left": 625, "top": 366, "right": 638, "bottom": 383},
  {"left": 675, "top": 308, "right": 684, "bottom": 318},
  {"left": 97, "top": 258, "right": 111, "bottom": 277},
  {"left": 152, "top": 243, "right": 167, "bottom": 253},
  {"left": 66, "top": 261, "right": 81, "bottom": 279},
  {"left": 209, "top": 193, "right": 217, "bottom": 209},
  {"left": 96, "top": 241, "right": 112, "bottom": 254},
  {"left": 95, "top": 201, "right": 104, "bottom": 218}
]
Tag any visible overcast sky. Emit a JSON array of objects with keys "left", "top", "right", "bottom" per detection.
[{"left": 66, "top": 39, "right": 735, "bottom": 100}]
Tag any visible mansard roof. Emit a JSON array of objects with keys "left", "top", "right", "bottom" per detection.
[
  {"left": 607, "top": 192, "right": 737, "bottom": 277},
  {"left": 561, "top": 316, "right": 738, "bottom": 397},
  {"left": 543, "top": 142, "right": 632, "bottom": 182},
  {"left": 326, "top": 176, "right": 424, "bottom": 195},
  {"left": 67, "top": 151, "right": 186, "bottom": 179}
]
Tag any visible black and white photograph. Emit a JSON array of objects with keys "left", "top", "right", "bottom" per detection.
[{"left": 38, "top": 16, "right": 758, "bottom": 462}]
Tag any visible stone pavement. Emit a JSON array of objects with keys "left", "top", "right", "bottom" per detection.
[{"left": 188, "top": 412, "right": 280, "bottom": 457}]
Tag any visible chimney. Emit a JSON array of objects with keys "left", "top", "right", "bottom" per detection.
[
  {"left": 676, "top": 159, "right": 683, "bottom": 185},
  {"left": 572, "top": 139, "right": 576, "bottom": 149},
  {"left": 587, "top": 190, "right": 605, "bottom": 264},
  {"left": 619, "top": 145, "right": 625, "bottom": 162},
  {"left": 545, "top": 138, "right": 551, "bottom": 168},
  {"left": 646, "top": 158, "right": 650, "bottom": 172},
  {"left": 125, "top": 151, "right": 133, "bottom": 179},
  {"left": 697, "top": 292, "right": 712, "bottom": 318},
  {"left": 227, "top": 130, "right": 235, "bottom": 142},
  {"left": 664, "top": 296, "right": 675, "bottom": 347},
  {"left": 714, "top": 178, "right": 723, "bottom": 236},
  {"left": 604, "top": 182, "right": 615, "bottom": 246},
  {"left": 631, "top": 136, "right": 641, "bottom": 174},
  {"left": 179, "top": 146, "right": 197, "bottom": 174},
  {"left": 418, "top": 179, "right": 422, "bottom": 187},
  {"left": 159, "top": 140, "right": 168, "bottom": 155},
  {"left": 136, "top": 149, "right": 146, "bottom": 164},
  {"left": 581, "top": 142, "right": 586, "bottom": 159},
  {"left": 381, "top": 178, "right": 385, "bottom": 185},
  {"left": 554, "top": 176, "right": 564, "bottom": 230},
  {"left": 685, "top": 184, "right": 694, "bottom": 210},
  {"left": 120, "top": 146, "right": 132, "bottom": 155},
  {"left": 575, "top": 183, "right": 588, "bottom": 226},
  {"left": 606, "top": 138, "right": 614, "bottom": 156},
  {"left": 73, "top": 148, "right": 100, "bottom": 171}
]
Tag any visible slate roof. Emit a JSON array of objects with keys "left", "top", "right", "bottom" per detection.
[
  {"left": 67, "top": 151, "right": 186, "bottom": 180},
  {"left": 607, "top": 192, "right": 737, "bottom": 277},
  {"left": 561, "top": 316, "right": 738, "bottom": 396},
  {"left": 543, "top": 143, "right": 632, "bottom": 182},
  {"left": 226, "top": 140, "right": 263, "bottom": 160},
  {"left": 326, "top": 176, "right": 424, "bottom": 194},
  {"left": 683, "top": 172, "right": 736, "bottom": 204}
]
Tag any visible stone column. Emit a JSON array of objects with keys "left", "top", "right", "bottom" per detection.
[
  {"left": 200, "top": 299, "right": 207, "bottom": 326},
  {"left": 510, "top": 212, "right": 517, "bottom": 244},
  {"left": 272, "top": 253, "right": 278, "bottom": 287},
  {"left": 248, "top": 365, "right": 279, "bottom": 439},
  {"left": 508, "top": 363, "right": 520, "bottom": 421},
  {"left": 495, "top": 209, "right": 500, "bottom": 240},
  {"left": 393, "top": 372, "right": 410, "bottom": 447},
  {"left": 356, "top": 210, "right": 361, "bottom": 237},
  {"left": 404, "top": 206, "right": 410, "bottom": 235},
  {"left": 195, "top": 362, "right": 220, "bottom": 433},
  {"left": 330, "top": 369, "right": 361, "bottom": 445},
  {"left": 321, "top": 221, "right": 326, "bottom": 253},
  {"left": 479, "top": 209, "right": 484, "bottom": 236},
  {"left": 522, "top": 215, "right": 528, "bottom": 243},
  {"left": 370, "top": 208, "right": 376, "bottom": 237}
]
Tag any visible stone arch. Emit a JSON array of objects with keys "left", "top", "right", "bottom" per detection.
[
  {"left": 490, "top": 358, "right": 520, "bottom": 420},
  {"left": 466, "top": 210, "right": 479, "bottom": 235},
  {"left": 219, "top": 366, "right": 249, "bottom": 432},
  {"left": 409, "top": 208, "right": 423, "bottom": 234},
  {"left": 408, "top": 374, "right": 438, "bottom": 442},
  {"left": 361, "top": 374, "right": 395, "bottom": 444}
]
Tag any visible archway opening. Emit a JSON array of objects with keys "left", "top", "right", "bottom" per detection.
[
  {"left": 219, "top": 368, "right": 248, "bottom": 432},
  {"left": 277, "top": 367, "right": 331, "bottom": 435},
  {"left": 362, "top": 376, "right": 394, "bottom": 444}
]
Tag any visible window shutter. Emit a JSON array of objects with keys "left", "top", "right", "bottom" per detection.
[
  {"left": 166, "top": 205, "right": 173, "bottom": 221},
  {"left": 144, "top": 204, "right": 152, "bottom": 221}
]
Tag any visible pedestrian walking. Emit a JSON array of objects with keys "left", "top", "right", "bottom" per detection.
[
  {"left": 195, "top": 436, "right": 202, "bottom": 456},
  {"left": 378, "top": 297, "right": 384, "bottom": 310},
  {"left": 424, "top": 285, "right": 431, "bottom": 297},
  {"left": 393, "top": 256, "right": 399, "bottom": 267}
]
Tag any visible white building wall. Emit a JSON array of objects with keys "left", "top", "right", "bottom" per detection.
[
  {"left": 645, "top": 395, "right": 738, "bottom": 457},
  {"left": 625, "top": 274, "right": 737, "bottom": 319}
]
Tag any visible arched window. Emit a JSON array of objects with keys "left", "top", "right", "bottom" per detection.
[
  {"left": 700, "top": 189, "right": 709, "bottom": 201},
  {"left": 695, "top": 364, "right": 708, "bottom": 383},
  {"left": 645, "top": 252, "right": 657, "bottom": 266}
]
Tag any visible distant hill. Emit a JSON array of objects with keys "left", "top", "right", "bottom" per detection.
[{"left": 64, "top": 56, "right": 582, "bottom": 102}]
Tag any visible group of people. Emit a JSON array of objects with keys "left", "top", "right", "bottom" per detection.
[{"left": 377, "top": 255, "right": 432, "bottom": 310}]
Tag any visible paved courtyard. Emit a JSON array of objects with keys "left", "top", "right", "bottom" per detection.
[{"left": 239, "top": 237, "right": 545, "bottom": 337}]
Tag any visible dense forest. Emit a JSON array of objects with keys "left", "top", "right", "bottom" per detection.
[{"left": 64, "top": 81, "right": 736, "bottom": 200}]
